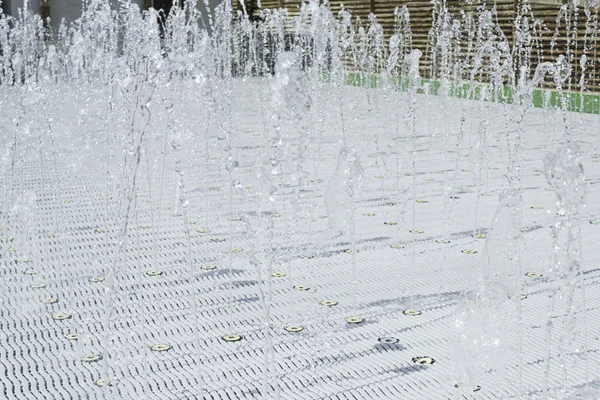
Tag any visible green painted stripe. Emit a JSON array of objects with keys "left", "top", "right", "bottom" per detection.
[{"left": 343, "top": 72, "right": 600, "bottom": 114}]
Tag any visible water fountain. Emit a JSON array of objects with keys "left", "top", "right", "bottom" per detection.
[{"left": 1, "top": 0, "right": 600, "bottom": 398}]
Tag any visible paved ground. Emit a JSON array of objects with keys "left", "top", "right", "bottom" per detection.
[{"left": 1, "top": 81, "right": 600, "bottom": 399}]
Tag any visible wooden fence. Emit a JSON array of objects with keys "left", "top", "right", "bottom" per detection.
[{"left": 233, "top": 0, "right": 600, "bottom": 93}]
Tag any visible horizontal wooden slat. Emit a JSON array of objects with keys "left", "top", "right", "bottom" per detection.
[{"left": 233, "top": 0, "right": 600, "bottom": 92}]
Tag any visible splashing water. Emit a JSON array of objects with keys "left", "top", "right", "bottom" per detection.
[
  {"left": 450, "top": 189, "right": 521, "bottom": 388},
  {"left": 543, "top": 144, "right": 587, "bottom": 399},
  {"left": 321, "top": 147, "right": 364, "bottom": 241},
  {"left": 1, "top": 1, "right": 600, "bottom": 398}
]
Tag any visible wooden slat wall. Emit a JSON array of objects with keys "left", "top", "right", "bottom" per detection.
[
  {"left": 281, "top": 0, "right": 301, "bottom": 16},
  {"left": 375, "top": 1, "right": 433, "bottom": 47},
  {"left": 444, "top": 0, "right": 515, "bottom": 85},
  {"left": 372, "top": 1, "right": 432, "bottom": 76},
  {"left": 259, "top": 0, "right": 281, "bottom": 9},
  {"left": 245, "top": 0, "right": 600, "bottom": 92},
  {"left": 328, "top": 0, "right": 372, "bottom": 20},
  {"left": 527, "top": 0, "right": 600, "bottom": 91}
]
